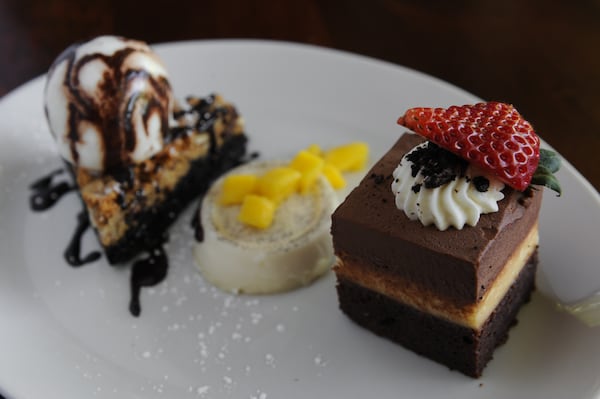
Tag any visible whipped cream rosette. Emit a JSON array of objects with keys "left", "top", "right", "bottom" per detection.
[{"left": 391, "top": 142, "right": 505, "bottom": 230}]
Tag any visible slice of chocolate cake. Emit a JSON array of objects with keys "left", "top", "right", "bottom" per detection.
[{"left": 331, "top": 102, "right": 561, "bottom": 377}]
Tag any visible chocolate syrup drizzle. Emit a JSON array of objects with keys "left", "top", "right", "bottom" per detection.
[
  {"left": 64, "top": 211, "right": 102, "bottom": 266},
  {"left": 29, "top": 168, "right": 75, "bottom": 211},
  {"left": 29, "top": 167, "right": 170, "bottom": 316},
  {"left": 190, "top": 199, "right": 204, "bottom": 243},
  {"left": 129, "top": 246, "right": 168, "bottom": 317},
  {"left": 48, "top": 40, "right": 172, "bottom": 178},
  {"left": 30, "top": 90, "right": 250, "bottom": 317}
]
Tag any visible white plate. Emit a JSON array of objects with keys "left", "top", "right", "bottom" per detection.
[{"left": 0, "top": 40, "right": 599, "bottom": 399}]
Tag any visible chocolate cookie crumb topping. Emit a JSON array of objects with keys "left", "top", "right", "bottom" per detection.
[
  {"left": 406, "top": 142, "right": 468, "bottom": 189},
  {"left": 370, "top": 173, "right": 385, "bottom": 184},
  {"left": 472, "top": 176, "right": 490, "bottom": 192}
]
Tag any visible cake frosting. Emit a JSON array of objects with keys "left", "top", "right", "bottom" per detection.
[
  {"left": 391, "top": 142, "right": 505, "bottom": 230},
  {"left": 44, "top": 35, "right": 173, "bottom": 172}
]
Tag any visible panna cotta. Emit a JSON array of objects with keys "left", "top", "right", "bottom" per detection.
[{"left": 193, "top": 160, "right": 338, "bottom": 294}]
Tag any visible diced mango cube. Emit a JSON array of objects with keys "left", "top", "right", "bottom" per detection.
[
  {"left": 324, "top": 142, "right": 369, "bottom": 172},
  {"left": 322, "top": 163, "right": 346, "bottom": 189},
  {"left": 237, "top": 194, "right": 275, "bottom": 229},
  {"left": 290, "top": 150, "right": 324, "bottom": 173},
  {"left": 256, "top": 167, "right": 301, "bottom": 203},
  {"left": 219, "top": 174, "right": 258, "bottom": 205},
  {"left": 289, "top": 150, "right": 325, "bottom": 193},
  {"left": 305, "top": 143, "right": 323, "bottom": 157}
]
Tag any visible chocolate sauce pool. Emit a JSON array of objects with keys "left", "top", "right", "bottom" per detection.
[
  {"left": 129, "top": 246, "right": 168, "bottom": 317},
  {"left": 28, "top": 168, "right": 168, "bottom": 317},
  {"left": 29, "top": 168, "right": 75, "bottom": 210},
  {"left": 64, "top": 211, "right": 102, "bottom": 266},
  {"left": 30, "top": 92, "right": 252, "bottom": 317},
  {"left": 191, "top": 199, "right": 204, "bottom": 243}
]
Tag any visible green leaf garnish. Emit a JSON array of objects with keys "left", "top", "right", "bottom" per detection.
[
  {"left": 530, "top": 149, "right": 562, "bottom": 196},
  {"left": 539, "top": 149, "right": 561, "bottom": 173}
]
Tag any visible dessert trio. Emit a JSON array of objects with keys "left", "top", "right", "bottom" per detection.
[{"left": 32, "top": 36, "right": 560, "bottom": 377}]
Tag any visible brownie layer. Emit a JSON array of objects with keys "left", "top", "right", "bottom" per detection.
[
  {"left": 335, "top": 223, "right": 538, "bottom": 329},
  {"left": 73, "top": 94, "right": 247, "bottom": 264},
  {"left": 336, "top": 251, "right": 537, "bottom": 377},
  {"left": 103, "top": 133, "right": 247, "bottom": 263},
  {"left": 331, "top": 133, "right": 543, "bottom": 305}
]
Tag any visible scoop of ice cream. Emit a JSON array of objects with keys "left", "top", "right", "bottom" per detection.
[{"left": 44, "top": 35, "right": 174, "bottom": 173}]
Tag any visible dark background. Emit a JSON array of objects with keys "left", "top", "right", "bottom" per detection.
[{"left": 1, "top": 0, "right": 598, "bottom": 192}]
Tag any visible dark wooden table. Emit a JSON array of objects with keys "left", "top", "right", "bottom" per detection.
[{"left": 1, "top": 0, "right": 598, "bottom": 194}]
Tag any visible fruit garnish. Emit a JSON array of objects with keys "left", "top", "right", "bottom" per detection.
[
  {"left": 531, "top": 148, "right": 562, "bottom": 196},
  {"left": 238, "top": 194, "right": 276, "bottom": 229},
  {"left": 322, "top": 164, "right": 346, "bottom": 189},
  {"left": 289, "top": 150, "right": 325, "bottom": 193},
  {"left": 256, "top": 167, "right": 301, "bottom": 204},
  {"left": 219, "top": 174, "right": 257, "bottom": 205},
  {"left": 218, "top": 142, "right": 369, "bottom": 229},
  {"left": 324, "top": 142, "right": 369, "bottom": 172},
  {"left": 397, "top": 102, "right": 543, "bottom": 192}
]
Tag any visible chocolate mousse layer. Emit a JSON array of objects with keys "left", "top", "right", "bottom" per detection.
[{"left": 331, "top": 133, "right": 543, "bottom": 306}]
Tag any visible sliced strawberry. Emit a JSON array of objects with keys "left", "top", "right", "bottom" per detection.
[{"left": 397, "top": 102, "right": 540, "bottom": 191}]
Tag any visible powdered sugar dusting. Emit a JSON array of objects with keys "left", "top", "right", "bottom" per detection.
[{"left": 19, "top": 143, "right": 335, "bottom": 397}]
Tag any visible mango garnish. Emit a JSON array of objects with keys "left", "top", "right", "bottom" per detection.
[{"left": 219, "top": 141, "right": 369, "bottom": 229}]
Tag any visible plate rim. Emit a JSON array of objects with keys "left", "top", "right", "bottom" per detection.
[{"left": 0, "top": 38, "right": 598, "bottom": 399}]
